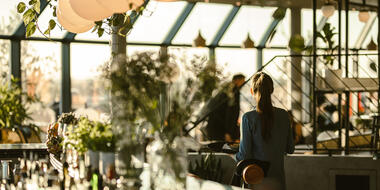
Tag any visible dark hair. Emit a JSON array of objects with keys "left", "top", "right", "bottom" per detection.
[
  {"left": 232, "top": 74, "right": 245, "bottom": 81},
  {"left": 252, "top": 72, "right": 274, "bottom": 141}
]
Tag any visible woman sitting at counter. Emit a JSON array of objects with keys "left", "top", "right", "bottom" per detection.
[{"left": 235, "top": 72, "right": 295, "bottom": 190}]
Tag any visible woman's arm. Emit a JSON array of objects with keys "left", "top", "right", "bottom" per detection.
[{"left": 235, "top": 113, "right": 254, "bottom": 161}]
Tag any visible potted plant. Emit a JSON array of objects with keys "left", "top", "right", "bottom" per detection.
[
  {"left": 63, "top": 117, "right": 115, "bottom": 173},
  {"left": 0, "top": 78, "right": 36, "bottom": 143},
  {"left": 288, "top": 22, "right": 342, "bottom": 89},
  {"left": 316, "top": 22, "right": 343, "bottom": 89}
]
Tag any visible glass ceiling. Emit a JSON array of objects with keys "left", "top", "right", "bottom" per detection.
[
  {"left": 219, "top": 6, "right": 276, "bottom": 46},
  {"left": 0, "top": 0, "right": 378, "bottom": 49},
  {"left": 172, "top": 2, "right": 233, "bottom": 45}
]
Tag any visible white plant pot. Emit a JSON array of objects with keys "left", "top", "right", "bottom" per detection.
[
  {"left": 99, "top": 152, "right": 115, "bottom": 175},
  {"left": 85, "top": 150, "right": 99, "bottom": 170},
  {"left": 323, "top": 69, "right": 344, "bottom": 90}
]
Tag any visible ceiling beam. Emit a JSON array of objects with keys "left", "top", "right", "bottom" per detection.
[
  {"left": 162, "top": 2, "right": 195, "bottom": 46},
  {"left": 210, "top": 5, "right": 240, "bottom": 47}
]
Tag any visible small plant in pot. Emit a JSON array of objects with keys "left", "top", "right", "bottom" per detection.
[
  {"left": 0, "top": 78, "right": 36, "bottom": 143},
  {"left": 316, "top": 23, "right": 343, "bottom": 88},
  {"left": 64, "top": 117, "right": 115, "bottom": 174}
]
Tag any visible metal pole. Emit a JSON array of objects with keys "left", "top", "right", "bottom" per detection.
[
  {"left": 291, "top": 7, "right": 302, "bottom": 122},
  {"left": 10, "top": 40, "right": 21, "bottom": 87},
  {"left": 257, "top": 48, "right": 263, "bottom": 70},
  {"left": 312, "top": 0, "right": 317, "bottom": 154},
  {"left": 344, "top": 0, "right": 350, "bottom": 155},
  {"left": 60, "top": 42, "right": 71, "bottom": 114},
  {"left": 338, "top": 0, "right": 342, "bottom": 150}
]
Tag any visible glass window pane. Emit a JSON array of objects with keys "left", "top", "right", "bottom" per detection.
[
  {"left": 267, "top": 10, "right": 291, "bottom": 47},
  {"left": 362, "top": 16, "right": 377, "bottom": 49},
  {"left": 127, "top": 45, "right": 161, "bottom": 55},
  {"left": 219, "top": 6, "right": 276, "bottom": 46},
  {"left": 21, "top": 41, "right": 61, "bottom": 131},
  {"left": 0, "top": 0, "right": 24, "bottom": 35},
  {"left": 302, "top": 9, "right": 367, "bottom": 48},
  {"left": 71, "top": 43, "right": 111, "bottom": 120},
  {"left": 262, "top": 49, "right": 290, "bottom": 110},
  {"left": 0, "top": 40, "right": 10, "bottom": 79},
  {"left": 215, "top": 48, "right": 257, "bottom": 77},
  {"left": 215, "top": 48, "right": 257, "bottom": 116},
  {"left": 127, "top": 1, "right": 188, "bottom": 43},
  {"left": 172, "top": 3, "right": 233, "bottom": 45}
]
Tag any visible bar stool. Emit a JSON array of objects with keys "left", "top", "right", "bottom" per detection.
[{"left": 234, "top": 159, "right": 270, "bottom": 188}]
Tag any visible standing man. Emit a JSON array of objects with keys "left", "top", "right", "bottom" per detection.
[{"left": 203, "top": 74, "right": 246, "bottom": 142}]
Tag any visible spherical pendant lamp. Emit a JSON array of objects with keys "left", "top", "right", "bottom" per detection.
[
  {"left": 68, "top": 0, "right": 113, "bottom": 21},
  {"left": 57, "top": 9, "right": 94, "bottom": 33},
  {"left": 57, "top": 0, "right": 94, "bottom": 27},
  {"left": 96, "top": 0, "right": 131, "bottom": 13},
  {"left": 358, "top": 10, "right": 370, "bottom": 23},
  {"left": 321, "top": 4, "right": 335, "bottom": 18}
]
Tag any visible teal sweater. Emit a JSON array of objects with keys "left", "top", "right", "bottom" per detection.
[{"left": 236, "top": 107, "right": 295, "bottom": 189}]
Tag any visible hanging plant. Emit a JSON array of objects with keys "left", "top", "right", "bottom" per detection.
[{"left": 272, "top": 7, "right": 287, "bottom": 20}]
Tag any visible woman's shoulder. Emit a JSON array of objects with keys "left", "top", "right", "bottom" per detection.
[{"left": 243, "top": 110, "right": 259, "bottom": 120}]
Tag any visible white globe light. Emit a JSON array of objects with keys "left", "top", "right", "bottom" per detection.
[
  {"left": 358, "top": 11, "right": 370, "bottom": 23},
  {"left": 57, "top": 9, "right": 94, "bottom": 33},
  {"left": 69, "top": 0, "right": 113, "bottom": 21},
  {"left": 321, "top": 5, "right": 335, "bottom": 18},
  {"left": 96, "top": 0, "right": 130, "bottom": 13},
  {"left": 58, "top": 0, "right": 94, "bottom": 27}
]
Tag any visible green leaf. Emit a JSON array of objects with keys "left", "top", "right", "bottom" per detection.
[
  {"left": 17, "top": 2, "right": 26, "bottom": 13},
  {"left": 26, "top": 22, "right": 36, "bottom": 38},
  {"left": 97, "top": 28, "right": 104, "bottom": 37},
  {"left": 29, "top": 0, "right": 36, "bottom": 5},
  {"left": 48, "top": 19, "right": 56, "bottom": 30},
  {"left": 44, "top": 28, "right": 51, "bottom": 35},
  {"left": 53, "top": 7, "right": 57, "bottom": 17},
  {"left": 33, "top": 0, "right": 41, "bottom": 14},
  {"left": 23, "top": 9, "right": 35, "bottom": 25}
]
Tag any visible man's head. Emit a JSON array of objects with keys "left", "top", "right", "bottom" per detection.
[{"left": 232, "top": 74, "right": 246, "bottom": 88}]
